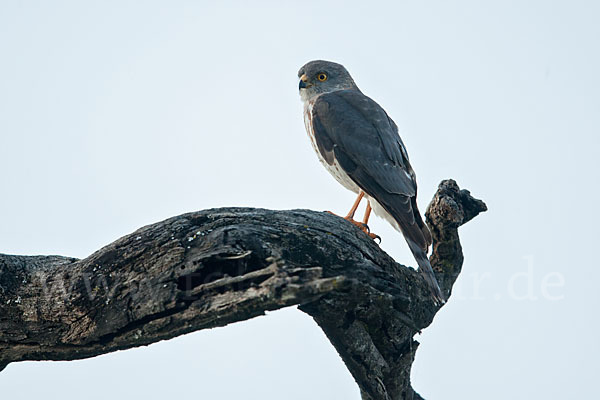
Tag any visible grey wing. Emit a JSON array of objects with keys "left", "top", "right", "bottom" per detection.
[{"left": 311, "top": 90, "right": 431, "bottom": 250}]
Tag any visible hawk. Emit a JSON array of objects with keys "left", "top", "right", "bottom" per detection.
[{"left": 298, "top": 60, "right": 445, "bottom": 303}]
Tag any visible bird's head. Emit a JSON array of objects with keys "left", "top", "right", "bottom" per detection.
[{"left": 298, "top": 60, "right": 358, "bottom": 102}]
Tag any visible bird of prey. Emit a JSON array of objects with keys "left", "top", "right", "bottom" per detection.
[{"left": 298, "top": 60, "right": 444, "bottom": 303}]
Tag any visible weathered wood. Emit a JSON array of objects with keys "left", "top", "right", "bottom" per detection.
[{"left": 0, "top": 179, "right": 485, "bottom": 399}]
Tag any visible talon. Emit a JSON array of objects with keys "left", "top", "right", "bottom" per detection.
[
  {"left": 368, "top": 232, "right": 381, "bottom": 243},
  {"left": 345, "top": 217, "right": 381, "bottom": 242},
  {"left": 325, "top": 196, "right": 381, "bottom": 242},
  {"left": 344, "top": 217, "right": 366, "bottom": 229}
]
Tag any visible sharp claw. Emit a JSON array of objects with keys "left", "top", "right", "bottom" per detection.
[
  {"left": 359, "top": 223, "right": 380, "bottom": 242},
  {"left": 323, "top": 213, "right": 382, "bottom": 242},
  {"left": 369, "top": 233, "right": 382, "bottom": 243},
  {"left": 342, "top": 218, "right": 381, "bottom": 242}
]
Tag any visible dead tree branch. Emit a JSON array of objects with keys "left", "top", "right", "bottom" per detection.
[{"left": 0, "top": 179, "right": 486, "bottom": 399}]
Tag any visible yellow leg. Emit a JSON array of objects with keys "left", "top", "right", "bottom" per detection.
[
  {"left": 360, "top": 201, "right": 380, "bottom": 241},
  {"left": 325, "top": 192, "right": 379, "bottom": 242},
  {"left": 344, "top": 191, "right": 364, "bottom": 219},
  {"left": 362, "top": 201, "right": 372, "bottom": 225}
]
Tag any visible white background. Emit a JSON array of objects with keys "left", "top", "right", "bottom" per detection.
[{"left": 1, "top": 1, "right": 598, "bottom": 399}]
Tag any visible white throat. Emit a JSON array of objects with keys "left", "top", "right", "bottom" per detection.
[{"left": 299, "top": 88, "right": 312, "bottom": 103}]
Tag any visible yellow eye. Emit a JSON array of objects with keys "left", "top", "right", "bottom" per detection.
[{"left": 317, "top": 73, "right": 328, "bottom": 82}]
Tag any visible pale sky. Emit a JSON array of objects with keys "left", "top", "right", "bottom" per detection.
[{"left": 1, "top": 1, "right": 599, "bottom": 399}]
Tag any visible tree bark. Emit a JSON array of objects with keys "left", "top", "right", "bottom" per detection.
[{"left": 0, "top": 179, "right": 485, "bottom": 399}]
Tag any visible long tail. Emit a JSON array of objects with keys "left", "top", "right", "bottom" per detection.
[{"left": 406, "top": 238, "right": 446, "bottom": 305}]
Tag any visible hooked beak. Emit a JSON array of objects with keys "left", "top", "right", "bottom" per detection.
[{"left": 299, "top": 74, "right": 311, "bottom": 89}]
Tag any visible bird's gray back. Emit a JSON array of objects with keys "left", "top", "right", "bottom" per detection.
[{"left": 311, "top": 90, "right": 417, "bottom": 197}]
